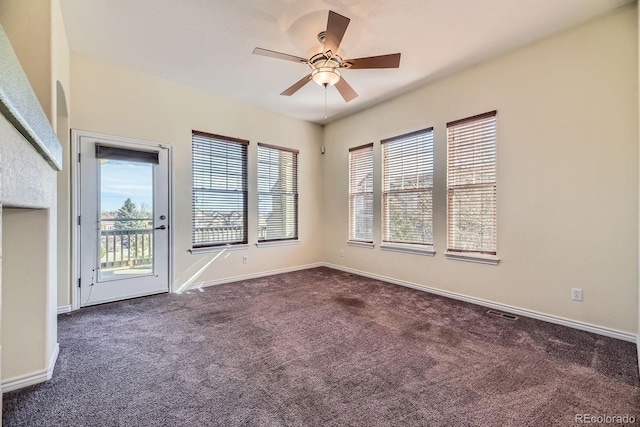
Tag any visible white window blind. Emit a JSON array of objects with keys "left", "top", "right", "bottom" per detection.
[
  {"left": 447, "top": 111, "right": 497, "bottom": 255},
  {"left": 192, "top": 131, "right": 248, "bottom": 248},
  {"left": 257, "top": 143, "right": 299, "bottom": 242},
  {"left": 349, "top": 144, "right": 374, "bottom": 242},
  {"left": 382, "top": 128, "right": 434, "bottom": 246}
]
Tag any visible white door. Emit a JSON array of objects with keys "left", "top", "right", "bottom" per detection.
[{"left": 78, "top": 133, "right": 170, "bottom": 306}]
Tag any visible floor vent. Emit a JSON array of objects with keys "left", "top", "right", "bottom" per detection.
[{"left": 487, "top": 309, "right": 518, "bottom": 320}]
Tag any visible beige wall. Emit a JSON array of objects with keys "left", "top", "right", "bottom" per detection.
[
  {"left": 0, "top": 0, "right": 53, "bottom": 123},
  {"left": 68, "top": 53, "right": 324, "bottom": 297},
  {"left": 2, "top": 208, "right": 49, "bottom": 380},
  {"left": 323, "top": 5, "right": 639, "bottom": 334},
  {"left": 51, "top": 0, "right": 70, "bottom": 133},
  {"left": 52, "top": 0, "right": 72, "bottom": 308}
]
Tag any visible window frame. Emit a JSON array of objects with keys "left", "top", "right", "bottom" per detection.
[
  {"left": 191, "top": 130, "right": 249, "bottom": 250},
  {"left": 445, "top": 111, "right": 499, "bottom": 264},
  {"left": 380, "top": 127, "right": 435, "bottom": 255},
  {"left": 348, "top": 143, "right": 374, "bottom": 246},
  {"left": 257, "top": 142, "right": 299, "bottom": 245}
]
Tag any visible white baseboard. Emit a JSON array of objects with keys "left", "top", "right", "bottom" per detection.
[
  {"left": 57, "top": 305, "right": 72, "bottom": 315},
  {"left": 324, "top": 263, "right": 638, "bottom": 344},
  {"left": 178, "top": 262, "right": 325, "bottom": 293},
  {"left": 2, "top": 343, "right": 59, "bottom": 393},
  {"left": 58, "top": 262, "right": 639, "bottom": 345}
]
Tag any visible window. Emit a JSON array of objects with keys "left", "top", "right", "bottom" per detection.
[
  {"left": 257, "top": 143, "right": 298, "bottom": 243},
  {"left": 446, "top": 111, "right": 497, "bottom": 259},
  {"left": 382, "top": 128, "right": 434, "bottom": 250},
  {"left": 192, "top": 131, "right": 248, "bottom": 248},
  {"left": 349, "top": 144, "right": 374, "bottom": 244}
]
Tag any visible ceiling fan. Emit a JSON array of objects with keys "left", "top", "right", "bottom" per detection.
[{"left": 253, "top": 10, "right": 401, "bottom": 103}]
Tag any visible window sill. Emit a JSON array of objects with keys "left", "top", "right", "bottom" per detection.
[
  {"left": 256, "top": 239, "right": 300, "bottom": 248},
  {"left": 347, "top": 241, "right": 375, "bottom": 249},
  {"left": 189, "top": 244, "right": 250, "bottom": 254},
  {"left": 445, "top": 251, "right": 499, "bottom": 265},
  {"left": 380, "top": 243, "right": 435, "bottom": 256}
]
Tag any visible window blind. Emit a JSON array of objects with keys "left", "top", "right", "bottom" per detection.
[
  {"left": 446, "top": 111, "right": 497, "bottom": 255},
  {"left": 95, "top": 144, "right": 159, "bottom": 164},
  {"left": 257, "top": 143, "right": 299, "bottom": 242},
  {"left": 382, "top": 128, "right": 433, "bottom": 245},
  {"left": 349, "top": 144, "right": 374, "bottom": 242},
  {"left": 192, "top": 130, "right": 248, "bottom": 248}
]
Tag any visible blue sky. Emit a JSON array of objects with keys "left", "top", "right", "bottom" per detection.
[{"left": 100, "top": 160, "right": 153, "bottom": 213}]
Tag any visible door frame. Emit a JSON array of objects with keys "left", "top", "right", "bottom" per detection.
[{"left": 71, "top": 129, "right": 174, "bottom": 310}]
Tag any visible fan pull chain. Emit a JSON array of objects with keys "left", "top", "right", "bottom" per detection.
[{"left": 324, "top": 84, "right": 328, "bottom": 119}]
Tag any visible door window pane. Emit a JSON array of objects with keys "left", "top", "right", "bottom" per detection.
[{"left": 99, "top": 159, "right": 154, "bottom": 281}]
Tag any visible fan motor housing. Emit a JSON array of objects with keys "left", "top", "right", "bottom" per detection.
[{"left": 310, "top": 52, "right": 342, "bottom": 68}]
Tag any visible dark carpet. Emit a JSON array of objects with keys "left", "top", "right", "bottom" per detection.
[{"left": 3, "top": 267, "right": 639, "bottom": 426}]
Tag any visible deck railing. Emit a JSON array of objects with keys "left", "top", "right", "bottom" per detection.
[
  {"left": 192, "top": 226, "right": 244, "bottom": 245},
  {"left": 101, "top": 217, "right": 245, "bottom": 268},
  {"left": 101, "top": 227, "right": 153, "bottom": 268}
]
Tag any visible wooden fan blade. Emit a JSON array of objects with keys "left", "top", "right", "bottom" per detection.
[
  {"left": 281, "top": 74, "right": 312, "bottom": 96},
  {"left": 253, "top": 47, "right": 308, "bottom": 64},
  {"left": 324, "top": 11, "right": 350, "bottom": 55},
  {"left": 335, "top": 78, "right": 358, "bottom": 102},
  {"left": 343, "top": 53, "right": 401, "bottom": 69}
]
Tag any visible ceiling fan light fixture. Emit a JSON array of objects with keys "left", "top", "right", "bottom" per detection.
[
  {"left": 311, "top": 67, "right": 341, "bottom": 86},
  {"left": 253, "top": 10, "right": 400, "bottom": 102}
]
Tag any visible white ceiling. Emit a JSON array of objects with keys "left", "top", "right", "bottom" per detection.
[{"left": 59, "top": 0, "right": 633, "bottom": 124}]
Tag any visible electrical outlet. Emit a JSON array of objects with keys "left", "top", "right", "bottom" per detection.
[
  {"left": 339, "top": 250, "right": 344, "bottom": 257},
  {"left": 242, "top": 256, "right": 248, "bottom": 264},
  {"left": 571, "top": 288, "right": 583, "bottom": 301}
]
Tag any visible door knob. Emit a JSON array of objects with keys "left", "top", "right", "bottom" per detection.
[{"left": 155, "top": 225, "right": 167, "bottom": 230}]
